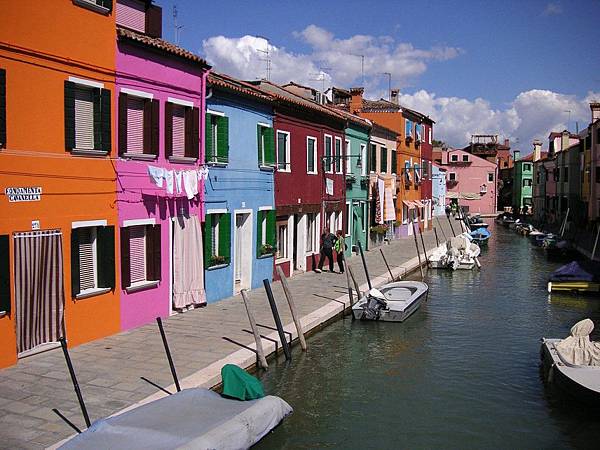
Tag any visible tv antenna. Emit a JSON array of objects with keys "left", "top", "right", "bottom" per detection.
[
  {"left": 255, "top": 35, "right": 271, "bottom": 81},
  {"left": 351, "top": 54, "right": 365, "bottom": 85},
  {"left": 564, "top": 110, "right": 571, "bottom": 131},
  {"left": 382, "top": 72, "right": 392, "bottom": 101},
  {"left": 310, "top": 65, "right": 332, "bottom": 94},
  {"left": 172, "top": 5, "right": 184, "bottom": 45}
]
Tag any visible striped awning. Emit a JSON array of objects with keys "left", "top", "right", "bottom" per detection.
[
  {"left": 414, "top": 200, "right": 425, "bottom": 208},
  {"left": 402, "top": 200, "right": 416, "bottom": 209}
]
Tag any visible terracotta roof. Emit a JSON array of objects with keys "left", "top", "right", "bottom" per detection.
[
  {"left": 548, "top": 131, "right": 580, "bottom": 139},
  {"left": 361, "top": 98, "right": 401, "bottom": 113},
  {"left": 117, "top": 27, "right": 210, "bottom": 67},
  {"left": 328, "top": 105, "right": 372, "bottom": 129},
  {"left": 208, "top": 72, "right": 273, "bottom": 103}
]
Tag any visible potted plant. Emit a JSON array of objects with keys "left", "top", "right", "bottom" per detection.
[
  {"left": 209, "top": 255, "right": 228, "bottom": 267},
  {"left": 259, "top": 243, "right": 276, "bottom": 257}
]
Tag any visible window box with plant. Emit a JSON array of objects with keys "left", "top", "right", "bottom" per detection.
[
  {"left": 257, "top": 210, "right": 277, "bottom": 258},
  {"left": 370, "top": 224, "right": 389, "bottom": 235},
  {"left": 204, "top": 212, "right": 231, "bottom": 269}
]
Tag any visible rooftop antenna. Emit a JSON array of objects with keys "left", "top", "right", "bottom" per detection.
[
  {"left": 310, "top": 65, "right": 332, "bottom": 94},
  {"left": 564, "top": 109, "right": 571, "bottom": 131},
  {"left": 172, "top": 4, "right": 183, "bottom": 45},
  {"left": 255, "top": 35, "right": 271, "bottom": 81},
  {"left": 352, "top": 54, "right": 365, "bottom": 85},
  {"left": 382, "top": 72, "right": 391, "bottom": 101}
]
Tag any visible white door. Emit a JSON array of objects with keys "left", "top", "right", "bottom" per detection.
[
  {"left": 234, "top": 211, "right": 253, "bottom": 292},
  {"left": 235, "top": 214, "right": 245, "bottom": 282}
]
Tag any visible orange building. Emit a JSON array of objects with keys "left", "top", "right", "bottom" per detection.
[{"left": 0, "top": 1, "right": 118, "bottom": 368}]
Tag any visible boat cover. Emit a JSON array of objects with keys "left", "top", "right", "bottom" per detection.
[
  {"left": 59, "top": 388, "right": 293, "bottom": 450},
  {"left": 556, "top": 319, "right": 600, "bottom": 366},
  {"left": 549, "top": 260, "right": 600, "bottom": 282},
  {"left": 221, "top": 364, "right": 264, "bottom": 401},
  {"left": 470, "top": 227, "right": 490, "bottom": 238}
]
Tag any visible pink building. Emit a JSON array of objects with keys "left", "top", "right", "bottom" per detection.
[
  {"left": 439, "top": 148, "right": 497, "bottom": 214},
  {"left": 115, "top": 1, "right": 210, "bottom": 330}
]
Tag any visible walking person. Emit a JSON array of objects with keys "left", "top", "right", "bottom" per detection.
[
  {"left": 315, "top": 230, "right": 336, "bottom": 273},
  {"left": 334, "top": 230, "right": 345, "bottom": 274}
]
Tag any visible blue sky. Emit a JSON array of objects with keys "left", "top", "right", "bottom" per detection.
[{"left": 155, "top": 0, "right": 600, "bottom": 149}]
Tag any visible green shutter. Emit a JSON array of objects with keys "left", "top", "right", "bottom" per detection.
[
  {"left": 257, "top": 124, "right": 263, "bottom": 165},
  {"left": 100, "top": 89, "right": 111, "bottom": 153},
  {"left": 203, "top": 214, "right": 213, "bottom": 265},
  {"left": 256, "top": 210, "right": 263, "bottom": 257},
  {"left": 92, "top": 87, "right": 102, "bottom": 150},
  {"left": 266, "top": 210, "right": 276, "bottom": 247},
  {"left": 64, "top": 80, "right": 76, "bottom": 150},
  {"left": 0, "top": 235, "right": 11, "bottom": 314},
  {"left": 217, "top": 115, "right": 229, "bottom": 163},
  {"left": 265, "top": 127, "right": 275, "bottom": 165},
  {"left": 97, "top": 225, "right": 115, "bottom": 290},
  {"left": 219, "top": 213, "right": 231, "bottom": 262},
  {"left": 205, "top": 113, "right": 212, "bottom": 163},
  {"left": 70, "top": 229, "right": 81, "bottom": 297}
]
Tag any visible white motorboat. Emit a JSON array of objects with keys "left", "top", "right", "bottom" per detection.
[
  {"left": 352, "top": 282, "right": 429, "bottom": 322},
  {"left": 540, "top": 319, "right": 600, "bottom": 406},
  {"left": 428, "top": 233, "right": 480, "bottom": 270}
]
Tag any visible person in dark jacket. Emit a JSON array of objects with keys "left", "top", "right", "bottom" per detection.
[{"left": 315, "top": 230, "right": 336, "bottom": 273}]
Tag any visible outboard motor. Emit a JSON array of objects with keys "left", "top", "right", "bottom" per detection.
[{"left": 361, "top": 288, "right": 388, "bottom": 320}]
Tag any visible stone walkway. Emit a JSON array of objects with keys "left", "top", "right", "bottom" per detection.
[{"left": 0, "top": 217, "right": 455, "bottom": 449}]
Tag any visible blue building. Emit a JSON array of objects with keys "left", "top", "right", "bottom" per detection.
[
  {"left": 204, "top": 73, "right": 276, "bottom": 303},
  {"left": 432, "top": 164, "right": 447, "bottom": 216}
]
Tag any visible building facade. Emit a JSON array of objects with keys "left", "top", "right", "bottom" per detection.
[{"left": 431, "top": 164, "right": 447, "bottom": 216}]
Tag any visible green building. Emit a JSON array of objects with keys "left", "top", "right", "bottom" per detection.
[{"left": 512, "top": 150, "right": 534, "bottom": 212}]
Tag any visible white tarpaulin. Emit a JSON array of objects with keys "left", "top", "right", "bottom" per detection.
[
  {"left": 377, "top": 178, "right": 385, "bottom": 224},
  {"left": 383, "top": 187, "right": 395, "bottom": 221},
  {"left": 556, "top": 318, "right": 600, "bottom": 366},
  {"left": 445, "top": 192, "right": 480, "bottom": 200},
  {"left": 173, "top": 215, "right": 206, "bottom": 309}
]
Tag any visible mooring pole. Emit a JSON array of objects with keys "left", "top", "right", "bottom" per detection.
[
  {"left": 434, "top": 227, "right": 440, "bottom": 247},
  {"left": 447, "top": 213, "right": 456, "bottom": 237},
  {"left": 379, "top": 248, "right": 394, "bottom": 282},
  {"left": 357, "top": 240, "right": 372, "bottom": 290},
  {"left": 156, "top": 317, "right": 181, "bottom": 392},
  {"left": 263, "top": 279, "right": 292, "bottom": 360},
  {"left": 59, "top": 337, "right": 91, "bottom": 428},
  {"left": 240, "top": 289, "right": 269, "bottom": 369},
  {"left": 347, "top": 264, "right": 362, "bottom": 300},
  {"left": 411, "top": 219, "right": 425, "bottom": 279},
  {"left": 276, "top": 266, "right": 307, "bottom": 352},
  {"left": 592, "top": 223, "right": 600, "bottom": 260},
  {"left": 344, "top": 265, "right": 354, "bottom": 309},
  {"left": 418, "top": 221, "right": 430, "bottom": 266}
]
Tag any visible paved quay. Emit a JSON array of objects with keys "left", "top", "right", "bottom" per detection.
[{"left": 0, "top": 218, "right": 454, "bottom": 449}]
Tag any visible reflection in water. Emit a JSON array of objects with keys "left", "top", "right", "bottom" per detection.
[{"left": 256, "top": 224, "right": 600, "bottom": 449}]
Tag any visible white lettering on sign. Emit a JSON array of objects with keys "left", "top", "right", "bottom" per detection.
[{"left": 5, "top": 187, "right": 42, "bottom": 202}]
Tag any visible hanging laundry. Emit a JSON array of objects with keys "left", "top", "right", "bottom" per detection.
[
  {"left": 183, "top": 170, "right": 199, "bottom": 200},
  {"left": 377, "top": 178, "right": 385, "bottom": 224},
  {"left": 175, "top": 170, "right": 183, "bottom": 195},
  {"left": 198, "top": 166, "right": 209, "bottom": 181},
  {"left": 165, "top": 170, "right": 174, "bottom": 195},
  {"left": 147, "top": 166, "right": 165, "bottom": 188}
]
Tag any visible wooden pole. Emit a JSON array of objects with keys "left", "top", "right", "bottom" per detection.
[
  {"left": 411, "top": 219, "right": 424, "bottom": 279},
  {"left": 240, "top": 289, "right": 269, "bottom": 369},
  {"left": 434, "top": 227, "right": 440, "bottom": 247},
  {"left": 347, "top": 265, "right": 361, "bottom": 299},
  {"left": 379, "top": 248, "right": 394, "bottom": 282},
  {"left": 357, "top": 240, "right": 372, "bottom": 290},
  {"left": 276, "top": 266, "right": 307, "bottom": 352},
  {"left": 592, "top": 224, "right": 600, "bottom": 260},
  {"left": 417, "top": 219, "right": 430, "bottom": 266},
  {"left": 437, "top": 217, "right": 447, "bottom": 241},
  {"left": 344, "top": 265, "right": 354, "bottom": 308},
  {"left": 263, "top": 279, "right": 292, "bottom": 360},
  {"left": 447, "top": 213, "right": 456, "bottom": 237}
]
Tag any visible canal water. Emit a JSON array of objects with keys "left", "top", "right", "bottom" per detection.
[{"left": 256, "top": 224, "right": 600, "bottom": 449}]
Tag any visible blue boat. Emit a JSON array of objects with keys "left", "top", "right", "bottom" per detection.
[{"left": 470, "top": 227, "right": 491, "bottom": 246}]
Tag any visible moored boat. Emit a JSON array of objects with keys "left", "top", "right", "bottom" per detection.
[
  {"left": 428, "top": 233, "right": 481, "bottom": 270},
  {"left": 470, "top": 227, "right": 491, "bottom": 246},
  {"left": 529, "top": 230, "right": 546, "bottom": 246},
  {"left": 547, "top": 260, "right": 600, "bottom": 293},
  {"left": 352, "top": 282, "right": 429, "bottom": 322}
]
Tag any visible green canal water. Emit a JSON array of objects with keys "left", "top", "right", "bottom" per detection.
[{"left": 256, "top": 224, "right": 600, "bottom": 449}]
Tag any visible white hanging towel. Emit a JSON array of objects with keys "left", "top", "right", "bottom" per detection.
[
  {"left": 175, "top": 170, "right": 183, "bottom": 195},
  {"left": 165, "top": 170, "right": 174, "bottom": 194},
  {"left": 147, "top": 166, "right": 165, "bottom": 188},
  {"left": 198, "top": 166, "right": 209, "bottom": 181},
  {"left": 377, "top": 178, "right": 385, "bottom": 224},
  {"left": 183, "top": 170, "right": 199, "bottom": 200},
  {"left": 384, "top": 187, "right": 396, "bottom": 221},
  {"left": 172, "top": 215, "right": 206, "bottom": 308}
]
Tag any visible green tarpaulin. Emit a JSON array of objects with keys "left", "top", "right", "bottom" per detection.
[{"left": 221, "top": 364, "right": 265, "bottom": 401}]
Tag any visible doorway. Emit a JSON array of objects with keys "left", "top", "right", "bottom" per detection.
[{"left": 234, "top": 211, "right": 252, "bottom": 293}]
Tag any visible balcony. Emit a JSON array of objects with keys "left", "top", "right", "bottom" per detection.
[{"left": 447, "top": 179, "right": 458, "bottom": 188}]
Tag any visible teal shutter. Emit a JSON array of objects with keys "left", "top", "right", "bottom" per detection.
[
  {"left": 203, "top": 214, "right": 213, "bottom": 265},
  {"left": 219, "top": 213, "right": 231, "bottom": 262},
  {"left": 205, "top": 113, "right": 212, "bottom": 163},
  {"left": 257, "top": 124, "right": 263, "bottom": 165},
  {"left": 97, "top": 225, "right": 115, "bottom": 290},
  {"left": 217, "top": 115, "right": 229, "bottom": 163},
  {"left": 0, "top": 235, "right": 11, "bottom": 314},
  {"left": 64, "top": 80, "right": 76, "bottom": 150},
  {"left": 266, "top": 210, "right": 276, "bottom": 247},
  {"left": 256, "top": 210, "right": 263, "bottom": 257},
  {"left": 265, "top": 127, "right": 275, "bottom": 165}
]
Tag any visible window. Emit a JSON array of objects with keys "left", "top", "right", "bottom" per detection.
[
  {"left": 165, "top": 100, "right": 199, "bottom": 161},
  {"left": 120, "top": 223, "right": 161, "bottom": 291},
  {"left": 415, "top": 123, "right": 422, "bottom": 142},
  {"left": 258, "top": 124, "right": 275, "bottom": 167},
  {"left": 370, "top": 143, "right": 377, "bottom": 173},
  {"left": 404, "top": 161, "right": 411, "bottom": 183},
  {"left": 391, "top": 149, "right": 397, "bottom": 175},
  {"left": 360, "top": 144, "right": 367, "bottom": 176},
  {"left": 449, "top": 172, "right": 457, "bottom": 181},
  {"left": 334, "top": 137, "right": 343, "bottom": 173},
  {"left": 422, "top": 160, "right": 429, "bottom": 179},
  {"left": 307, "top": 136, "right": 317, "bottom": 174},
  {"left": 596, "top": 167, "right": 600, "bottom": 183},
  {"left": 203, "top": 212, "right": 231, "bottom": 267},
  {"left": 0, "top": 68, "right": 5, "bottom": 149},
  {"left": 256, "top": 210, "right": 276, "bottom": 257},
  {"left": 276, "top": 219, "right": 288, "bottom": 259},
  {"left": 71, "top": 224, "right": 115, "bottom": 298},
  {"left": 65, "top": 78, "right": 111, "bottom": 153},
  {"left": 524, "top": 163, "right": 532, "bottom": 172},
  {"left": 324, "top": 135, "right": 333, "bottom": 173},
  {"left": 0, "top": 235, "right": 9, "bottom": 315},
  {"left": 345, "top": 140, "right": 352, "bottom": 174},
  {"left": 306, "top": 213, "right": 317, "bottom": 253},
  {"left": 462, "top": 154, "right": 469, "bottom": 162},
  {"left": 345, "top": 202, "right": 351, "bottom": 235},
  {"left": 523, "top": 179, "right": 532, "bottom": 187},
  {"left": 488, "top": 172, "right": 494, "bottom": 182},
  {"left": 414, "top": 164, "right": 421, "bottom": 184},
  {"left": 74, "top": 0, "right": 113, "bottom": 14},
  {"left": 428, "top": 126, "right": 432, "bottom": 145},
  {"left": 451, "top": 154, "right": 458, "bottom": 162},
  {"left": 275, "top": 131, "right": 291, "bottom": 171},
  {"left": 381, "top": 147, "right": 388, "bottom": 173},
  {"left": 362, "top": 202, "right": 367, "bottom": 233},
  {"left": 116, "top": 0, "right": 146, "bottom": 32},
  {"left": 405, "top": 119, "right": 413, "bottom": 139},
  {"left": 118, "top": 90, "right": 158, "bottom": 157},
  {"left": 205, "top": 112, "right": 229, "bottom": 164}
]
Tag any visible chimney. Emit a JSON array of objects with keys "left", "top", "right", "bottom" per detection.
[
  {"left": 532, "top": 140, "right": 542, "bottom": 162},
  {"left": 561, "top": 129, "right": 570, "bottom": 151},
  {"left": 504, "top": 138, "right": 510, "bottom": 148},
  {"left": 591, "top": 102, "right": 600, "bottom": 122},
  {"left": 349, "top": 87, "right": 364, "bottom": 115},
  {"left": 390, "top": 89, "right": 400, "bottom": 105},
  {"left": 513, "top": 150, "right": 520, "bottom": 162}
]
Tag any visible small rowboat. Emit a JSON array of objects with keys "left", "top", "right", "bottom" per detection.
[{"left": 352, "top": 282, "right": 429, "bottom": 322}]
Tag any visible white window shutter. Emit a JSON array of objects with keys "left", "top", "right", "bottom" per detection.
[
  {"left": 127, "top": 98, "right": 144, "bottom": 154},
  {"left": 129, "top": 226, "right": 146, "bottom": 283},
  {"left": 116, "top": 0, "right": 146, "bottom": 32},
  {"left": 78, "top": 227, "right": 96, "bottom": 290},
  {"left": 172, "top": 105, "right": 186, "bottom": 158},
  {"left": 74, "top": 87, "right": 94, "bottom": 150}
]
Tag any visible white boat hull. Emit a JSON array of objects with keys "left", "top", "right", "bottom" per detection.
[{"left": 352, "top": 281, "right": 428, "bottom": 322}]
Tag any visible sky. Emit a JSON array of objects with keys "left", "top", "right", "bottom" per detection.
[{"left": 155, "top": 0, "right": 600, "bottom": 151}]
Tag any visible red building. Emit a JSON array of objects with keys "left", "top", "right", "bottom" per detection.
[{"left": 250, "top": 81, "right": 347, "bottom": 278}]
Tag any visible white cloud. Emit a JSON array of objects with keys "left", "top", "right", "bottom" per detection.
[
  {"left": 398, "top": 89, "right": 600, "bottom": 150},
  {"left": 543, "top": 2, "right": 563, "bottom": 15},
  {"left": 201, "top": 25, "right": 462, "bottom": 91}
]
